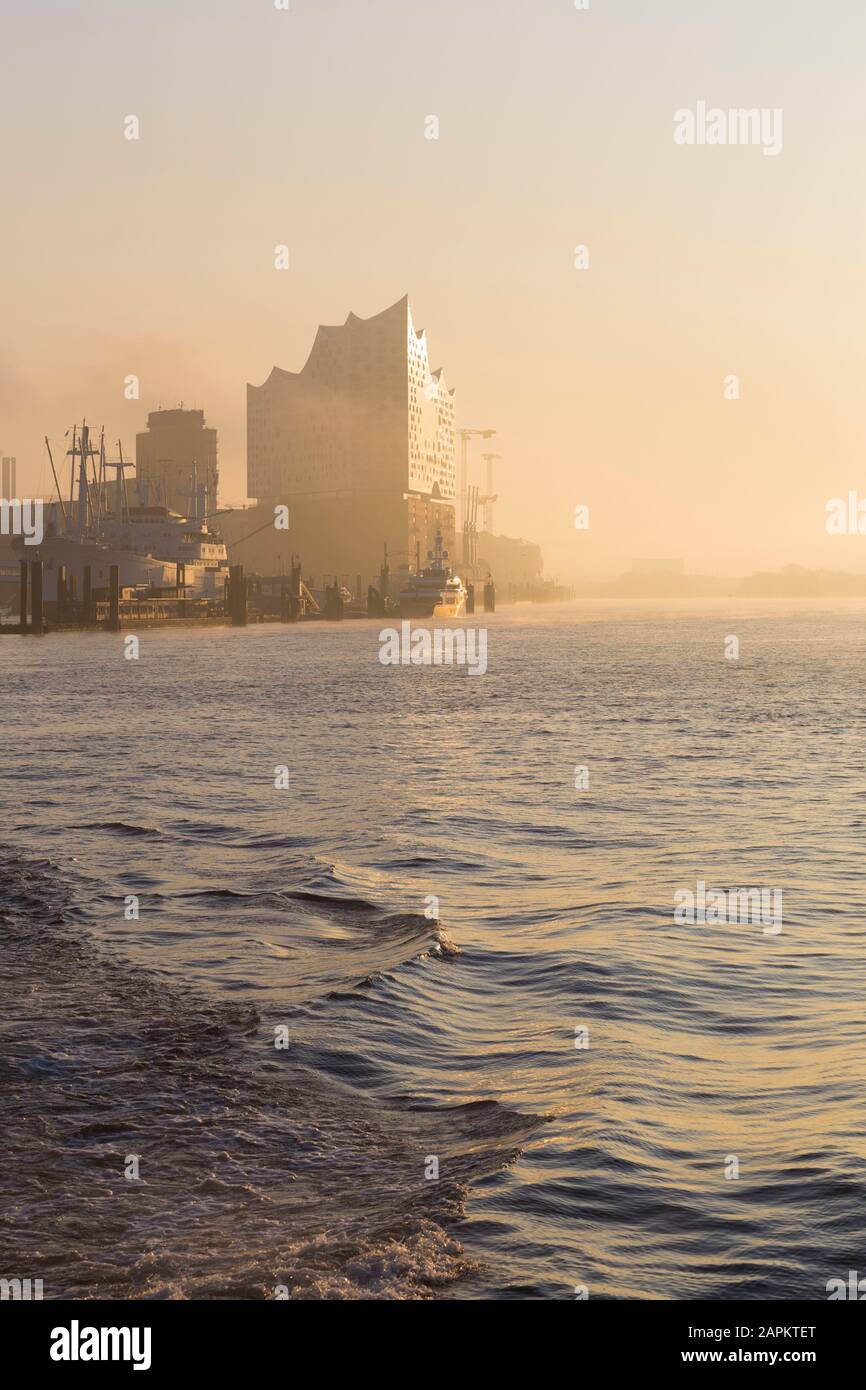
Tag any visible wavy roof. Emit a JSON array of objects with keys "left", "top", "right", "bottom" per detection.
[{"left": 249, "top": 295, "right": 454, "bottom": 396}]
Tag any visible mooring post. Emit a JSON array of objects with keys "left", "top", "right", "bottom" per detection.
[
  {"left": 290, "top": 556, "right": 301, "bottom": 621},
  {"left": 83, "top": 565, "right": 92, "bottom": 627},
  {"left": 324, "top": 580, "right": 344, "bottom": 621},
  {"left": 379, "top": 544, "right": 389, "bottom": 603},
  {"left": 108, "top": 564, "right": 120, "bottom": 631},
  {"left": 230, "top": 564, "right": 247, "bottom": 626},
  {"left": 465, "top": 583, "right": 475, "bottom": 615},
  {"left": 29, "top": 557, "right": 43, "bottom": 634},
  {"left": 57, "top": 565, "right": 67, "bottom": 623},
  {"left": 19, "top": 560, "right": 28, "bottom": 634},
  {"left": 483, "top": 580, "right": 496, "bottom": 613}
]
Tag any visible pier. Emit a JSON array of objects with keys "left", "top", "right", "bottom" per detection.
[{"left": 0, "top": 542, "right": 567, "bottom": 636}]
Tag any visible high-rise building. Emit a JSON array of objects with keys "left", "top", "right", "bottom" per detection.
[
  {"left": 135, "top": 409, "right": 218, "bottom": 518},
  {"left": 2, "top": 457, "right": 16, "bottom": 499},
  {"left": 246, "top": 296, "right": 456, "bottom": 578}
]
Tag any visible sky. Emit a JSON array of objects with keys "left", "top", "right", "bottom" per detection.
[{"left": 2, "top": 0, "right": 866, "bottom": 580}]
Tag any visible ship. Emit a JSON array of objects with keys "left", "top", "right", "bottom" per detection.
[
  {"left": 34, "top": 421, "right": 229, "bottom": 603},
  {"left": 398, "top": 530, "right": 468, "bottom": 618},
  {"left": 432, "top": 574, "right": 468, "bottom": 619}
]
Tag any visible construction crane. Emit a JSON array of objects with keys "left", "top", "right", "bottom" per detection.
[
  {"left": 458, "top": 427, "right": 496, "bottom": 538},
  {"left": 479, "top": 452, "right": 500, "bottom": 535}
]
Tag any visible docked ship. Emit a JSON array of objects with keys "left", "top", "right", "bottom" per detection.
[
  {"left": 34, "top": 421, "right": 229, "bottom": 602},
  {"left": 398, "top": 531, "right": 468, "bottom": 618}
]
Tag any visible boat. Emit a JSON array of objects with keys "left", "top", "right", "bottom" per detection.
[
  {"left": 398, "top": 530, "right": 468, "bottom": 618},
  {"left": 120, "top": 507, "right": 229, "bottom": 599},
  {"left": 35, "top": 420, "right": 229, "bottom": 603},
  {"left": 433, "top": 574, "right": 467, "bottom": 619}
]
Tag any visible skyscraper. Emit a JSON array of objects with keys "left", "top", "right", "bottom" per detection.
[
  {"left": 135, "top": 409, "right": 218, "bottom": 518},
  {"left": 246, "top": 296, "right": 456, "bottom": 578}
]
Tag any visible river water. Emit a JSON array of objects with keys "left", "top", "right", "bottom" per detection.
[{"left": 2, "top": 600, "right": 864, "bottom": 1298}]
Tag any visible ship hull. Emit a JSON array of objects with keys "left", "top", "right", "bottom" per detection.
[
  {"left": 33, "top": 538, "right": 228, "bottom": 603},
  {"left": 432, "top": 596, "right": 467, "bottom": 619},
  {"left": 34, "top": 537, "right": 172, "bottom": 601},
  {"left": 398, "top": 596, "right": 440, "bottom": 618}
]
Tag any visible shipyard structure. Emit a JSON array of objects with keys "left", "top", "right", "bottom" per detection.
[{"left": 226, "top": 296, "right": 457, "bottom": 582}]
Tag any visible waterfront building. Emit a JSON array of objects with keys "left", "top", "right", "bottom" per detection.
[
  {"left": 245, "top": 296, "right": 456, "bottom": 580},
  {"left": 136, "top": 409, "right": 219, "bottom": 519}
]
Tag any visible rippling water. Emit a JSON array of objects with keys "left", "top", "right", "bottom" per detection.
[{"left": 2, "top": 600, "right": 865, "bottom": 1299}]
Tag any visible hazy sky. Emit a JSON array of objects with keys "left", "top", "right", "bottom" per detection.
[{"left": 2, "top": 0, "right": 866, "bottom": 579}]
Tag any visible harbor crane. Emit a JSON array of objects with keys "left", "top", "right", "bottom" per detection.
[
  {"left": 463, "top": 483, "right": 481, "bottom": 569},
  {"left": 479, "top": 453, "right": 501, "bottom": 535},
  {"left": 458, "top": 427, "right": 496, "bottom": 537}
]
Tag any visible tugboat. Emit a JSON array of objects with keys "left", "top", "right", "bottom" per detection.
[{"left": 398, "top": 530, "right": 467, "bottom": 618}]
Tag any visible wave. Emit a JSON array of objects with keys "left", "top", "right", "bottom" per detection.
[
  {"left": 0, "top": 851, "right": 539, "bottom": 1299},
  {"left": 66, "top": 820, "right": 163, "bottom": 838}
]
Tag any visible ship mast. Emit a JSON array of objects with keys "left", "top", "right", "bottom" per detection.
[{"left": 67, "top": 421, "right": 99, "bottom": 539}]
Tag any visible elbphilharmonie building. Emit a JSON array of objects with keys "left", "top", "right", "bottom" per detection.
[{"left": 245, "top": 296, "right": 457, "bottom": 581}]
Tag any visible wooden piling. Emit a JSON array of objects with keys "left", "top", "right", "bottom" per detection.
[
  {"left": 83, "top": 566, "right": 92, "bottom": 627},
  {"left": 108, "top": 564, "right": 120, "bottom": 631},
  {"left": 57, "top": 565, "right": 68, "bottom": 623},
  {"left": 379, "top": 543, "right": 390, "bottom": 602},
  {"left": 19, "top": 560, "right": 28, "bottom": 634},
  {"left": 324, "top": 580, "right": 343, "bottom": 620},
  {"left": 465, "top": 583, "right": 475, "bottom": 615},
  {"left": 288, "top": 556, "right": 301, "bottom": 621},
  {"left": 229, "top": 564, "right": 247, "bottom": 626},
  {"left": 29, "top": 558, "right": 43, "bottom": 634}
]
